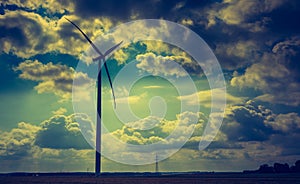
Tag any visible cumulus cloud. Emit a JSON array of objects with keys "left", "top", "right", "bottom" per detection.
[
  {"left": 266, "top": 113, "right": 300, "bottom": 156},
  {"left": 14, "top": 59, "right": 93, "bottom": 101},
  {"left": 272, "top": 37, "right": 300, "bottom": 55},
  {"left": 0, "top": 111, "right": 208, "bottom": 165},
  {"left": 0, "top": 113, "right": 96, "bottom": 172},
  {"left": 136, "top": 52, "right": 192, "bottom": 77},
  {"left": 0, "top": 10, "right": 56, "bottom": 58},
  {"left": 56, "top": 14, "right": 113, "bottom": 55},
  {"left": 0, "top": 122, "right": 40, "bottom": 158},
  {"left": 109, "top": 111, "right": 206, "bottom": 148},
  {"left": 1, "top": 8, "right": 204, "bottom": 71},
  {"left": 0, "top": 11, "right": 113, "bottom": 58},
  {"left": 267, "top": 113, "right": 300, "bottom": 133},
  {"left": 141, "top": 41, "right": 171, "bottom": 55},
  {"left": 231, "top": 59, "right": 289, "bottom": 91},
  {"left": 214, "top": 40, "right": 262, "bottom": 69},
  {"left": 116, "top": 41, "right": 202, "bottom": 75},
  {"left": 206, "top": 0, "right": 283, "bottom": 28},
  {"left": 112, "top": 48, "right": 129, "bottom": 64},
  {"left": 193, "top": 101, "right": 300, "bottom": 161},
  {"left": 222, "top": 101, "right": 274, "bottom": 142},
  {"left": 1, "top": 105, "right": 300, "bottom": 169},
  {"left": 216, "top": 40, "right": 257, "bottom": 59},
  {"left": 221, "top": 100, "right": 300, "bottom": 146},
  {"left": 97, "top": 111, "right": 210, "bottom": 164},
  {"left": 231, "top": 37, "right": 300, "bottom": 106},
  {"left": 35, "top": 114, "right": 93, "bottom": 149}
]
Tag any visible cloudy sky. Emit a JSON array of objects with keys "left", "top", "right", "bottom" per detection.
[{"left": 0, "top": 0, "right": 300, "bottom": 172}]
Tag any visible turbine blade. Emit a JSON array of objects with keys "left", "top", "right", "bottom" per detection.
[
  {"left": 104, "top": 41, "right": 123, "bottom": 56},
  {"left": 64, "top": 17, "right": 104, "bottom": 57},
  {"left": 66, "top": 17, "right": 117, "bottom": 109},
  {"left": 104, "top": 62, "right": 117, "bottom": 109}
]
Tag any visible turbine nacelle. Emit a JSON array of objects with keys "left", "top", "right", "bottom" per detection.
[{"left": 92, "top": 41, "right": 123, "bottom": 62}]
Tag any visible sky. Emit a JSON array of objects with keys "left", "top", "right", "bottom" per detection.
[{"left": 0, "top": 0, "right": 300, "bottom": 172}]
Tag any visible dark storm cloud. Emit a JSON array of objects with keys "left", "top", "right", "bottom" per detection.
[
  {"left": 184, "top": 0, "right": 300, "bottom": 70},
  {"left": 183, "top": 101, "right": 300, "bottom": 155},
  {"left": 267, "top": 113, "right": 300, "bottom": 156},
  {"left": 231, "top": 37, "right": 300, "bottom": 106},
  {"left": 0, "top": 113, "right": 94, "bottom": 162},
  {"left": 222, "top": 102, "right": 274, "bottom": 142},
  {"left": 221, "top": 101, "right": 300, "bottom": 152},
  {"left": 0, "top": 11, "right": 56, "bottom": 58},
  {"left": 0, "top": 26, "right": 27, "bottom": 47},
  {"left": 0, "top": 12, "right": 41, "bottom": 44},
  {"left": 35, "top": 114, "right": 93, "bottom": 149},
  {"left": 74, "top": 0, "right": 179, "bottom": 20},
  {"left": 2, "top": 0, "right": 298, "bottom": 72},
  {"left": 266, "top": 1, "right": 300, "bottom": 35},
  {"left": 74, "top": 0, "right": 149, "bottom": 20},
  {"left": 73, "top": 0, "right": 220, "bottom": 22},
  {"left": 56, "top": 17, "right": 88, "bottom": 43},
  {"left": 270, "top": 134, "right": 300, "bottom": 156}
]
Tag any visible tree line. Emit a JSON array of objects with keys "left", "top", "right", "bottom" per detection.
[{"left": 244, "top": 160, "right": 300, "bottom": 173}]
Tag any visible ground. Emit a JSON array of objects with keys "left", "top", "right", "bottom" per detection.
[{"left": 1, "top": 173, "right": 300, "bottom": 184}]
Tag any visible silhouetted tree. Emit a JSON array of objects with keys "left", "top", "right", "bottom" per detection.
[
  {"left": 258, "top": 164, "right": 274, "bottom": 173},
  {"left": 290, "top": 160, "right": 300, "bottom": 173},
  {"left": 295, "top": 160, "right": 300, "bottom": 171},
  {"left": 244, "top": 160, "right": 300, "bottom": 174},
  {"left": 273, "top": 163, "right": 290, "bottom": 173}
]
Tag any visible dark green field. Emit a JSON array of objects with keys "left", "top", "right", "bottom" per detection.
[{"left": 1, "top": 173, "right": 300, "bottom": 184}]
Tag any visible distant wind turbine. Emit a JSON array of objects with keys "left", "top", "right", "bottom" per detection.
[{"left": 65, "top": 17, "right": 122, "bottom": 176}]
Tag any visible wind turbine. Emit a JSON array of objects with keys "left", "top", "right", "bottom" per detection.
[{"left": 65, "top": 18, "right": 122, "bottom": 176}]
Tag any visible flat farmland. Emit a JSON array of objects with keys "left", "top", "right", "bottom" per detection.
[{"left": 1, "top": 173, "right": 300, "bottom": 184}]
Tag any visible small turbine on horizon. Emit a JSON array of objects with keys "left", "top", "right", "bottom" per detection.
[{"left": 65, "top": 17, "right": 122, "bottom": 176}]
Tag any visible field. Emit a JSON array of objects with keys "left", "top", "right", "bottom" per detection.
[{"left": 1, "top": 173, "right": 300, "bottom": 184}]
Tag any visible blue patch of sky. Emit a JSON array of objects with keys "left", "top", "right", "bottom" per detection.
[
  {"left": 0, "top": 2, "right": 67, "bottom": 18},
  {"left": 0, "top": 54, "right": 33, "bottom": 93},
  {"left": 31, "top": 53, "right": 79, "bottom": 68},
  {"left": 0, "top": 90, "right": 69, "bottom": 131}
]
